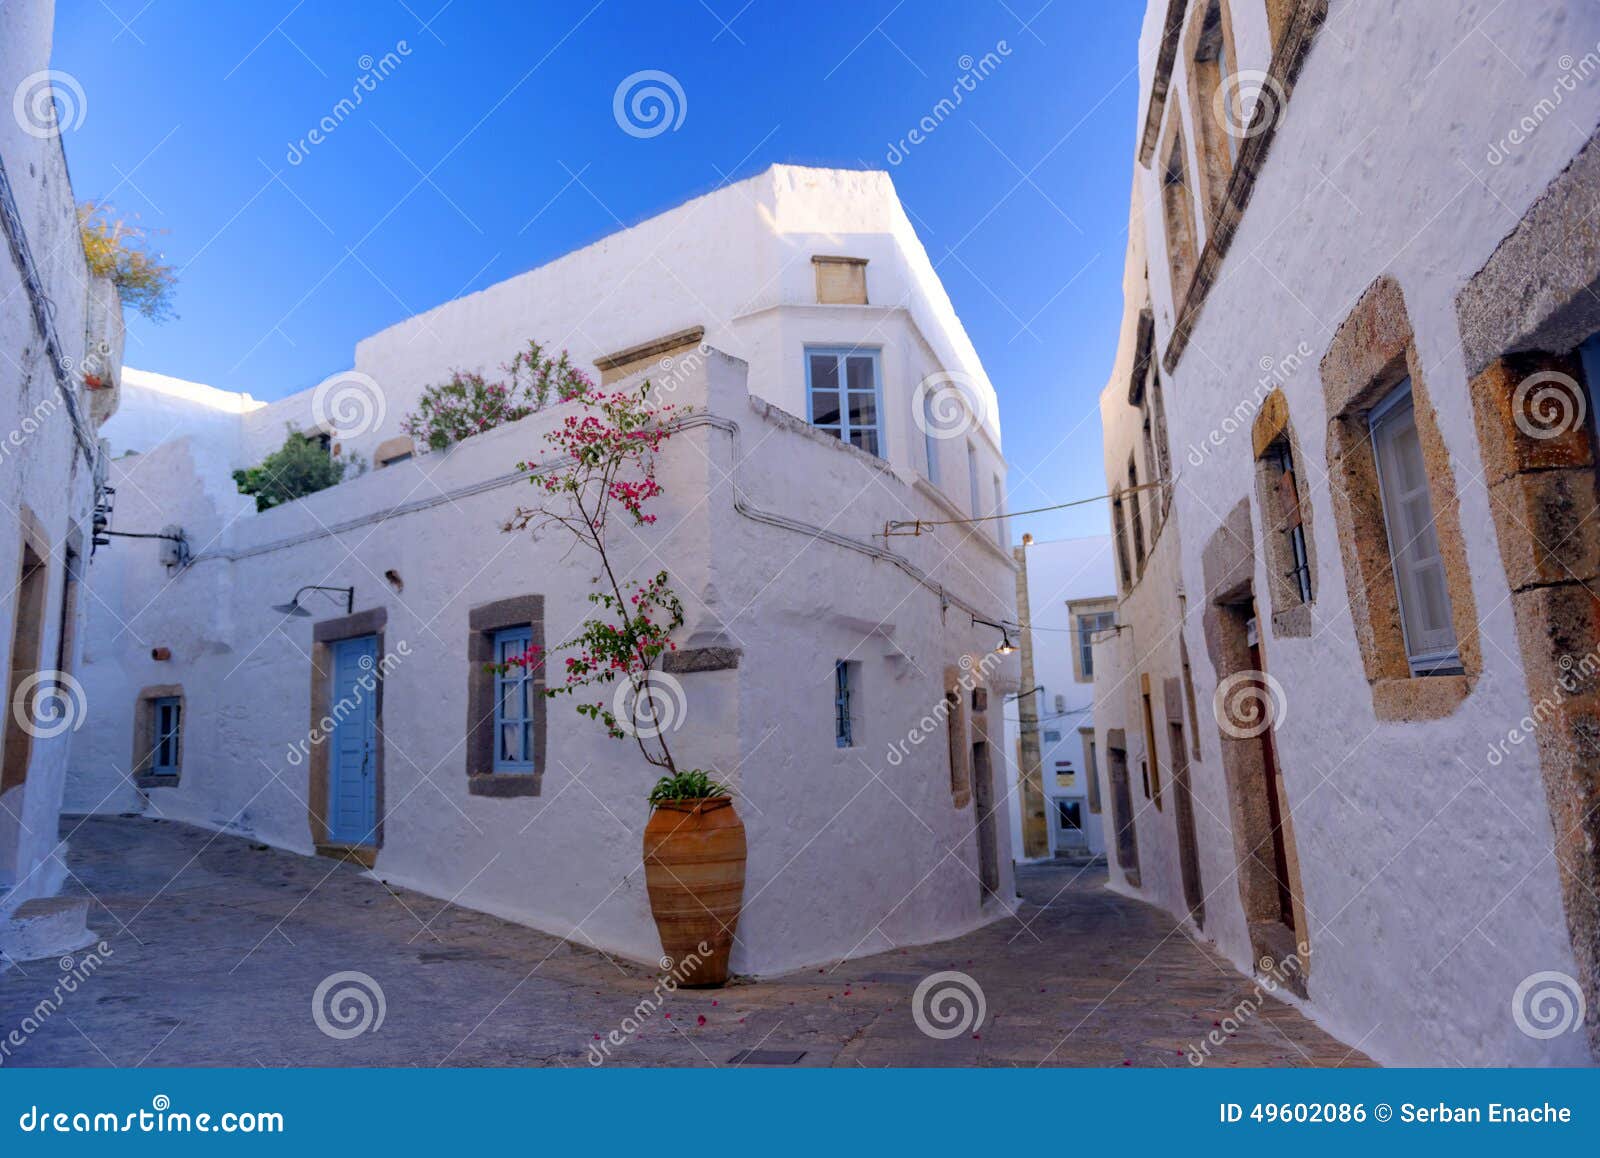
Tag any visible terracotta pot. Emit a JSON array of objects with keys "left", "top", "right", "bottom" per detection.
[{"left": 643, "top": 797, "right": 746, "bottom": 987}]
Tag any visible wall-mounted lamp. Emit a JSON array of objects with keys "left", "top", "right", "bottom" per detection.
[
  {"left": 1021, "top": 533, "right": 1034, "bottom": 547},
  {"left": 972, "top": 615, "right": 1018, "bottom": 656},
  {"left": 272, "top": 585, "right": 354, "bottom": 618}
]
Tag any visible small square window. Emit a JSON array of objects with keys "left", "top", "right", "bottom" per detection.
[{"left": 806, "top": 347, "right": 882, "bottom": 458}]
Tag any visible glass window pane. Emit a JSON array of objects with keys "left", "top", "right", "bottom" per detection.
[
  {"left": 812, "top": 394, "right": 842, "bottom": 425},
  {"left": 809, "top": 354, "right": 839, "bottom": 393},
  {"left": 521, "top": 677, "right": 534, "bottom": 718},
  {"left": 845, "top": 356, "right": 875, "bottom": 392},
  {"left": 814, "top": 425, "right": 843, "bottom": 441},
  {"left": 500, "top": 723, "right": 521, "bottom": 763},
  {"left": 850, "top": 428, "right": 879, "bottom": 456},
  {"left": 847, "top": 392, "right": 877, "bottom": 427}
]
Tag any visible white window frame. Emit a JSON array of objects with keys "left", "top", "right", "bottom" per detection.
[
  {"left": 1369, "top": 381, "right": 1460, "bottom": 675},
  {"left": 805, "top": 346, "right": 884, "bottom": 458},
  {"left": 922, "top": 391, "right": 941, "bottom": 486}
]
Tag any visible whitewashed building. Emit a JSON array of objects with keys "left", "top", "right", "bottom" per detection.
[
  {"left": 0, "top": 0, "right": 125, "bottom": 962},
  {"left": 67, "top": 164, "right": 1023, "bottom": 976},
  {"left": 1004, "top": 536, "right": 1115, "bottom": 860},
  {"left": 1093, "top": 0, "right": 1600, "bottom": 1064}
]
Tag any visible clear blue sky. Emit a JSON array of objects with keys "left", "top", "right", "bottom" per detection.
[{"left": 54, "top": 0, "right": 1143, "bottom": 541}]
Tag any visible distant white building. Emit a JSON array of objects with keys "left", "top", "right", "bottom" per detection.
[
  {"left": 1004, "top": 536, "right": 1115, "bottom": 860},
  {"left": 68, "top": 164, "right": 1024, "bottom": 976},
  {"left": 0, "top": 0, "right": 125, "bottom": 962}
]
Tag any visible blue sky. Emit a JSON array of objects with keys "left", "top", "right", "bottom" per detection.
[{"left": 54, "top": 0, "right": 1143, "bottom": 541}]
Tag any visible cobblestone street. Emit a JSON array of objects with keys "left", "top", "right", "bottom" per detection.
[{"left": 0, "top": 817, "right": 1369, "bottom": 1067}]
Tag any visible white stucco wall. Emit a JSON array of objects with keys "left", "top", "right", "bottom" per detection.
[
  {"left": 0, "top": 0, "right": 123, "bottom": 909},
  {"left": 71, "top": 166, "right": 1021, "bottom": 975},
  {"left": 1097, "top": 0, "right": 1600, "bottom": 1065}
]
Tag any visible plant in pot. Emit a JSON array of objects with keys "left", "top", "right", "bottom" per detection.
[{"left": 496, "top": 374, "right": 745, "bottom": 987}]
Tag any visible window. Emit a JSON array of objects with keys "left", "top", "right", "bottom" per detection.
[
  {"left": 922, "top": 391, "right": 941, "bottom": 485},
  {"left": 1186, "top": 0, "right": 1238, "bottom": 222},
  {"left": 1369, "top": 382, "right": 1459, "bottom": 675},
  {"left": 1140, "top": 677, "right": 1162, "bottom": 808},
  {"left": 834, "top": 661, "right": 857, "bottom": 748},
  {"left": 1043, "top": 730, "right": 1062, "bottom": 744},
  {"left": 992, "top": 474, "right": 1006, "bottom": 546},
  {"left": 1160, "top": 123, "right": 1200, "bottom": 302},
  {"left": 492, "top": 626, "right": 535, "bottom": 772},
  {"left": 1112, "top": 497, "right": 1133, "bottom": 588},
  {"left": 1056, "top": 800, "right": 1083, "bottom": 833},
  {"left": 150, "top": 697, "right": 181, "bottom": 776},
  {"left": 1077, "top": 611, "right": 1115, "bottom": 679},
  {"left": 1127, "top": 455, "right": 1146, "bottom": 570},
  {"left": 1270, "top": 442, "right": 1312, "bottom": 604},
  {"left": 806, "top": 347, "right": 882, "bottom": 456},
  {"left": 967, "top": 443, "right": 980, "bottom": 517}
]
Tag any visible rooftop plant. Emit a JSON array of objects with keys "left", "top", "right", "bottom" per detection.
[
  {"left": 233, "top": 427, "right": 363, "bottom": 512},
  {"left": 401, "top": 339, "right": 593, "bottom": 452}
]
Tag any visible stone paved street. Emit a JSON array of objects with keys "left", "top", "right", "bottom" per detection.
[{"left": 0, "top": 816, "right": 1369, "bottom": 1067}]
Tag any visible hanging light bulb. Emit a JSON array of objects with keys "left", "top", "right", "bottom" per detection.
[{"left": 995, "top": 629, "right": 1017, "bottom": 655}]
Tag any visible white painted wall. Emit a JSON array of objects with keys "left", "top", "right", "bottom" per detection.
[
  {"left": 0, "top": 0, "right": 123, "bottom": 910},
  {"left": 70, "top": 166, "right": 1022, "bottom": 975},
  {"left": 1098, "top": 0, "right": 1600, "bottom": 1065}
]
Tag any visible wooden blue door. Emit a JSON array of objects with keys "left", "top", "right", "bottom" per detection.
[{"left": 328, "top": 635, "right": 379, "bottom": 845}]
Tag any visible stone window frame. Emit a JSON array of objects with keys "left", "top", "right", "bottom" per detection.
[
  {"left": 1068, "top": 597, "right": 1117, "bottom": 683},
  {"left": 1126, "top": 454, "right": 1147, "bottom": 574},
  {"left": 131, "top": 683, "right": 185, "bottom": 788},
  {"left": 465, "top": 595, "right": 547, "bottom": 798},
  {"left": 307, "top": 607, "right": 388, "bottom": 865},
  {"left": 1320, "top": 275, "right": 1480, "bottom": 721},
  {"left": 1251, "top": 387, "right": 1319, "bottom": 637},
  {"left": 1161, "top": 0, "right": 1330, "bottom": 373},
  {"left": 373, "top": 435, "right": 415, "bottom": 468},
  {"left": 1182, "top": 0, "right": 1240, "bottom": 229},
  {"left": 1158, "top": 113, "right": 1201, "bottom": 307},
  {"left": 1454, "top": 128, "right": 1600, "bottom": 1059},
  {"left": 1138, "top": 671, "right": 1163, "bottom": 810},
  {"left": 1128, "top": 306, "right": 1173, "bottom": 539},
  {"left": 595, "top": 326, "right": 705, "bottom": 387},
  {"left": 1111, "top": 495, "right": 1134, "bottom": 591},
  {"left": 1081, "top": 727, "right": 1101, "bottom": 814}
]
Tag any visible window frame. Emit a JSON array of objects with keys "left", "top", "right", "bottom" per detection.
[
  {"left": 834, "top": 660, "right": 856, "bottom": 749},
  {"left": 805, "top": 346, "right": 885, "bottom": 458},
  {"left": 491, "top": 625, "right": 536, "bottom": 774},
  {"left": 150, "top": 696, "right": 181, "bottom": 776},
  {"left": 1077, "top": 610, "right": 1115, "bottom": 679},
  {"left": 1368, "top": 381, "right": 1461, "bottom": 676}
]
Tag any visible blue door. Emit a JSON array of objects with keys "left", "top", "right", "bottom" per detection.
[{"left": 328, "top": 635, "right": 379, "bottom": 845}]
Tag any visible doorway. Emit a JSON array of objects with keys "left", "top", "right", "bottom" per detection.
[
  {"left": 327, "top": 635, "right": 379, "bottom": 846},
  {"left": 1169, "top": 720, "right": 1204, "bottom": 928},
  {"left": 1105, "top": 729, "right": 1140, "bottom": 887},
  {"left": 971, "top": 739, "right": 1000, "bottom": 901}
]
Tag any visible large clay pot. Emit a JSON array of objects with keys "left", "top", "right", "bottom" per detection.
[{"left": 643, "top": 797, "right": 746, "bottom": 987}]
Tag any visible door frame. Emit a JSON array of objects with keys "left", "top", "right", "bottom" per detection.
[{"left": 308, "top": 607, "right": 387, "bottom": 866}]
